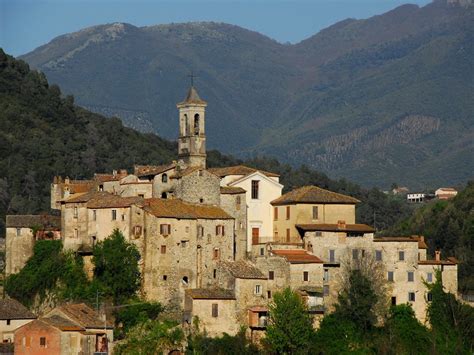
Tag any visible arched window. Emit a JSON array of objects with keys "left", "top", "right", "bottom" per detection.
[
  {"left": 161, "top": 192, "right": 167, "bottom": 199},
  {"left": 194, "top": 114, "right": 200, "bottom": 135},
  {"left": 184, "top": 114, "right": 189, "bottom": 136},
  {"left": 162, "top": 173, "right": 168, "bottom": 183}
]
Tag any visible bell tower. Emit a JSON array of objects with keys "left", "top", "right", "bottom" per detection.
[{"left": 177, "top": 85, "right": 207, "bottom": 169}]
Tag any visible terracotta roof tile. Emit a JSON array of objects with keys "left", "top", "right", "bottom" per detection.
[
  {"left": 418, "top": 259, "right": 457, "bottom": 266},
  {"left": 63, "top": 191, "right": 143, "bottom": 209},
  {"left": 208, "top": 165, "right": 279, "bottom": 178},
  {"left": 220, "top": 186, "right": 246, "bottom": 194},
  {"left": 272, "top": 186, "right": 360, "bottom": 205},
  {"left": 0, "top": 299, "right": 36, "bottom": 320},
  {"left": 374, "top": 236, "right": 428, "bottom": 249},
  {"left": 219, "top": 260, "right": 266, "bottom": 279},
  {"left": 297, "top": 223, "right": 374, "bottom": 233},
  {"left": 43, "top": 315, "right": 84, "bottom": 331},
  {"left": 134, "top": 164, "right": 175, "bottom": 177},
  {"left": 6, "top": 215, "right": 61, "bottom": 230},
  {"left": 94, "top": 170, "right": 128, "bottom": 182},
  {"left": 57, "top": 303, "right": 113, "bottom": 329},
  {"left": 144, "top": 198, "right": 232, "bottom": 220},
  {"left": 186, "top": 288, "right": 235, "bottom": 300},
  {"left": 271, "top": 249, "right": 324, "bottom": 264}
]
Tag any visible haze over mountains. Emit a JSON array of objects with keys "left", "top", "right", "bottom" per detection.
[{"left": 20, "top": 0, "right": 474, "bottom": 188}]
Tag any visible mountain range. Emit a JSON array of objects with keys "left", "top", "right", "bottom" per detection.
[{"left": 19, "top": 0, "right": 474, "bottom": 189}]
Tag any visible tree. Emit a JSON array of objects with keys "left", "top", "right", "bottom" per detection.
[
  {"left": 384, "top": 304, "right": 432, "bottom": 355},
  {"left": 114, "top": 301, "right": 164, "bottom": 339},
  {"left": 92, "top": 229, "right": 141, "bottom": 304},
  {"left": 264, "top": 287, "right": 315, "bottom": 354},
  {"left": 114, "top": 319, "right": 184, "bottom": 355}
]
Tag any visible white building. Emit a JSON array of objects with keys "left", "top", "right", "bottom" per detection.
[{"left": 407, "top": 193, "right": 425, "bottom": 203}]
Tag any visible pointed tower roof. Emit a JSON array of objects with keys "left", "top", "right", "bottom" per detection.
[{"left": 178, "top": 86, "right": 207, "bottom": 106}]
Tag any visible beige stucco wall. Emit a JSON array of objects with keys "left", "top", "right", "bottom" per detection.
[
  {"left": 273, "top": 203, "right": 356, "bottom": 243},
  {"left": 228, "top": 172, "right": 282, "bottom": 250},
  {"left": 61, "top": 203, "right": 89, "bottom": 251},
  {"left": 185, "top": 297, "right": 239, "bottom": 337},
  {"left": 0, "top": 319, "right": 34, "bottom": 342},
  {"left": 5, "top": 227, "right": 35, "bottom": 276},
  {"left": 87, "top": 206, "right": 133, "bottom": 242}
]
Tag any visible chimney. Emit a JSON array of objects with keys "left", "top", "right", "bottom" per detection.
[
  {"left": 337, "top": 220, "right": 346, "bottom": 230},
  {"left": 65, "top": 176, "right": 70, "bottom": 184},
  {"left": 435, "top": 250, "right": 441, "bottom": 261},
  {"left": 112, "top": 170, "right": 117, "bottom": 177}
]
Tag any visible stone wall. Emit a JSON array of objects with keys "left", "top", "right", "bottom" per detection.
[
  {"left": 5, "top": 227, "right": 35, "bottom": 276},
  {"left": 220, "top": 192, "right": 247, "bottom": 260},
  {"left": 142, "top": 214, "right": 234, "bottom": 313},
  {"left": 174, "top": 170, "right": 220, "bottom": 206}
]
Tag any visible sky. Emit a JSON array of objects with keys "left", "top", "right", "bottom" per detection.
[{"left": 1, "top": 0, "right": 431, "bottom": 57}]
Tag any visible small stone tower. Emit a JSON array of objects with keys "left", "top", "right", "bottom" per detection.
[{"left": 177, "top": 86, "right": 207, "bottom": 169}]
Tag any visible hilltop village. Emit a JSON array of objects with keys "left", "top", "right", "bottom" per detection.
[{"left": 4, "top": 86, "right": 459, "bottom": 347}]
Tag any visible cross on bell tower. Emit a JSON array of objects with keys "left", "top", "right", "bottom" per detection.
[{"left": 177, "top": 75, "right": 207, "bottom": 169}]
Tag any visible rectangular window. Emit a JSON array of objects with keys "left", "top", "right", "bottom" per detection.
[
  {"left": 274, "top": 207, "right": 278, "bottom": 221},
  {"left": 269, "top": 271, "right": 274, "bottom": 280},
  {"left": 160, "top": 224, "right": 171, "bottom": 235},
  {"left": 25, "top": 336, "right": 31, "bottom": 347},
  {"left": 352, "top": 249, "right": 359, "bottom": 260},
  {"left": 252, "top": 228, "right": 259, "bottom": 245},
  {"left": 329, "top": 250, "right": 335, "bottom": 263},
  {"left": 388, "top": 271, "right": 394, "bottom": 282},
  {"left": 212, "top": 303, "right": 218, "bottom": 317},
  {"left": 6, "top": 319, "right": 10, "bottom": 325},
  {"left": 391, "top": 297, "right": 397, "bottom": 306},
  {"left": 324, "top": 269, "right": 329, "bottom": 282},
  {"left": 16, "top": 228, "right": 21, "bottom": 236},
  {"left": 213, "top": 269, "right": 217, "bottom": 279},
  {"left": 255, "top": 285, "right": 262, "bottom": 295},
  {"left": 408, "top": 292, "right": 416, "bottom": 302},
  {"left": 375, "top": 250, "right": 382, "bottom": 261},
  {"left": 260, "top": 247, "right": 265, "bottom": 256},
  {"left": 74, "top": 206, "right": 78, "bottom": 218},
  {"left": 213, "top": 248, "right": 220, "bottom": 260},
  {"left": 399, "top": 251, "right": 405, "bottom": 261},
  {"left": 267, "top": 290, "right": 272, "bottom": 299},
  {"left": 197, "top": 225, "right": 204, "bottom": 237},
  {"left": 286, "top": 206, "right": 290, "bottom": 220},
  {"left": 303, "top": 271, "right": 309, "bottom": 282},
  {"left": 251, "top": 180, "right": 259, "bottom": 199},
  {"left": 408, "top": 271, "right": 414, "bottom": 282},
  {"left": 40, "top": 337, "right": 46, "bottom": 347},
  {"left": 161, "top": 245, "right": 166, "bottom": 254},
  {"left": 323, "top": 285, "right": 329, "bottom": 296},
  {"left": 427, "top": 292, "right": 433, "bottom": 302},
  {"left": 122, "top": 214, "right": 125, "bottom": 221},
  {"left": 427, "top": 272, "right": 433, "bottom": 283},
  {"left": 93, "top": 210, "right": 96, "bottom": 221},
  {"left": 312, "top": 206, "right": 319, "bottom": 220},
  {"left": 163, "top": 275, "right": 167, "bottom": 281},
  {"left": 112, "top": 209, "right": 117, "bottom": 221},
  {"left": 286, "top": 228, "right": 290, "bottom": 242},
  {"left": 315, "top": 231, "right": 322, "bottom": 237},
  {"left": 74, "top": 228, "right": 78, "bottom": 238}
]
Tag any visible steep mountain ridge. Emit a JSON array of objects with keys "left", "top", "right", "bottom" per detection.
[{"left": 19, "top": 0, "right": 474, "bottom": 188}]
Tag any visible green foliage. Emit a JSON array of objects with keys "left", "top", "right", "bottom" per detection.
[
  {"left": 185, "top": 327, "right": 260, "bottom": 355},
  {"left": 426, "top": 271, "right": 474, "bottom": 354},
  {"left": 384, "top": 304, "right": 432, "bottom": 355},
  {"left": 114, "top": 301, "right": 164, "bottom": 339},
  {"left": 114, "top": 319, "right": 184, "bottom": 355},
  {"left": 4, "top": 240, "right": 89, "bottom": 306},
  {"left": 335, "top": 269, "right": 378, "bottom": 332},
  {"left": 92, "top": 229, "right": 141, "bottom": 304},
  {"left": 386, "top": 181, "right": 474, "bottom": 290},
  {"left": 264, "top": 287, "right": 315, "bottom": 354}
]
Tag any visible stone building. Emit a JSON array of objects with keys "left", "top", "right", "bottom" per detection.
[{"left": 5, "top": 215, "right": 61, "bottom": 276}]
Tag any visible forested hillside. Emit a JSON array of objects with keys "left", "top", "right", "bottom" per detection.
[
  {"left": 385, "top": 182, "right": 474, "bottom": 290},
  {"left": 20, "top": 0, "right": 474, "bottom": 188},
  {"left": 0, "top": 50, "right": 410, "bottom": 237}
]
